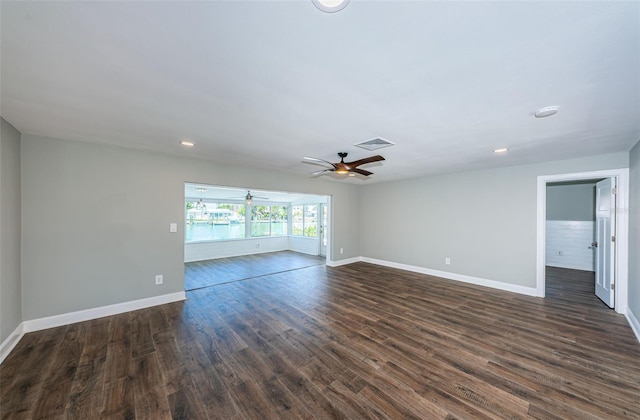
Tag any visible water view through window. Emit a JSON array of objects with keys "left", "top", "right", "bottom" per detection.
[
  {"left": 251, "top": 205, "right": 288, "bottom": 237},
  {"left": 185, "top": 201, "right": 288, "bottom": 242},
  {"left": 186, "top": 201, "right": 245, "bottom": 241}
]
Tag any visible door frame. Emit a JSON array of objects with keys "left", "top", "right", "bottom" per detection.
[
  {"left": 324, "top": 195, "right": 332, "bottom": 262},
  {"left": 318, "top": 203, "right": 328, "bottom": 257},
  {"left": 536, "top": 168, "right": 629, "bottom": 314}
]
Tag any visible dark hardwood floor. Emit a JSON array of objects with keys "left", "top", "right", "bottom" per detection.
[
  {"left": 2, "top": 262, "right": 639, "bottom": 419},
  {"left": 184, "top": 250, "right": 325, "bottom": 290},
  {"left": 545, "top": 265, "right": 604, "bottom": 306}
]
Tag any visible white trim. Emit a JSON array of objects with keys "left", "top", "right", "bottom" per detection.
[
  {"left": 537, "top": 168, "right": 629, "bottom": 314},
  {"left": 626, "top": 309, "right": 640, "bottom": 344},
  {"left": 361, "top": 257, "right": 538, "bottom": 297},
  {"left": 22, "top": 291, "right": 186, "bottom": 333},
  {"left": 536, "top": 177, "right": 547, "bottom": 297},
  {"left": 0, "top": 323, "right": 25, "bottom": 365},
  {"left": 326, "top": 256, "right": 361, "bottom": 267}
]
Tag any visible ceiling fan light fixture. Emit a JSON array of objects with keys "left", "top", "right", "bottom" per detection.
[
  {"left": 303, "top": 152, "right": 384, "bottom": 177},
  {"left": 311, "top": 0, "right": 350, "bottom": 13},
  {"left": 195, "top": 198, "right": 207, "bottom": 211}
]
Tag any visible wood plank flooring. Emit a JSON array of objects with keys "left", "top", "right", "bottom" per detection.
[
  {"left": 184, "top": 251, "right": 325, "bottom": 290},
  {"left": 2, "top": 262, "right": 639, "bottom": 419}
]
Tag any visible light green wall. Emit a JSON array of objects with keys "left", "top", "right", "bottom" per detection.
[
  {"left": 359, "top": 153, "right": 628, "bottom": 288},
  {"left": 0, "top": 118, "right": 22, "bottom": 343},
  {"left": 629, "top": 140, "right": 640, "bottom": 320},
  {"left": 21, "top": 134, "right": 360, "bottom": 320},
  {"left": 546, "top": 183, "right": 596, "bottom": 221}
]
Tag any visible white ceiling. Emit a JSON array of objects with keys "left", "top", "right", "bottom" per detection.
[{"left": 2, "top": 1, "right": 639, "bottom": 183}]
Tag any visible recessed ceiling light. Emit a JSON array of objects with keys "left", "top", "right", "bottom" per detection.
[
  {"left": 312, "top": 0, "right": 350, "bottom": 13},
  {"left": 493, "top": 148, "right": 509, "bottom": 153},
  {"left": 180, "top": 140, "right": 195, "bottom": 147},
  {"left": 534, "top": 106, "right": 559, "bottom": 118}
]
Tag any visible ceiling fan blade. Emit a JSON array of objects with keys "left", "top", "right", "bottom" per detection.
[
  {"left": 303, "top": 156, "right": 337, "bottom": 169},
  {"left": 311, "top": 169, "right": 334, "bottom": 176},
  {"left": 230, "top": 190, "right": 269, "bottom": 200},
  {"left": 347, "top": 155, "right": 385, "bottom": 168},
  {"left": 350, "top": 168, "right": 373, "bottom": 176}
]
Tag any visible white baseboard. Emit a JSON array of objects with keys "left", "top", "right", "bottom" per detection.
[
  {"left": 360, "top": 257, "right": 539, "bottom": 297},
  {"left": 626, "top": 308, "right": 640, "bottom": 344},
  {"left": 22, "top": 291, "right": 186, "bottom": 333},
  {"left": 327, "top": 257, "right": 361, "bottom": 267},
  {"left": 0, "top": 323, "right": 25, "bottom": 365}
]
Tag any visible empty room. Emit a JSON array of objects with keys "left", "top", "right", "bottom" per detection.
[{"left": 1, "top": 1, "right": 639, "bottom": 418}]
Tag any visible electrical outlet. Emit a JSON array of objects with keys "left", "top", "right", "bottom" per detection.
[
  {"left": 340, "top": 248, "right": 344, "bottom": 254},
  {"left": 256, "top": 243, "right": 260, "bottom": 249},
  {"left": 155, "top": 275, "right": 163, "bottom": 285},
  {"left": 170, "top": 223, "right": 177, "bottom": 233},
  {"left": 445, "top": 257, "right": 451, "bottom": 265}
]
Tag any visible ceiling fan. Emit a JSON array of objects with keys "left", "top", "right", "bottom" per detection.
[
  {"left": 230, "top": 190, "right": 268, "bottom": 205},
  {"left": 303, "top": 152, "right": 385, "bottom": 177}
]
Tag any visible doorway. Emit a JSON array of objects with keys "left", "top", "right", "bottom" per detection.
[
  {"left": 183, "top": 184, "right": 331, "bottom": 290},
  {"left": 544, "top": 178, "right": 615, "bottom": 307},
  {"left": 536, "top": 169, "right": 629, "bottom": 315}
]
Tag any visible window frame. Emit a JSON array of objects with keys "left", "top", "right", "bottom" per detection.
[
  {"left": 185, "top": 199, "right": 290, "bottom": 243},
  {"left": 185, "top": 199, "right": 247, "bottom": 243},
  {"left": 249, "top": 204, "right": 288, "bottom": 237},
  {"left": 291, "top": 204, "right": 318, "bottom": 238}
]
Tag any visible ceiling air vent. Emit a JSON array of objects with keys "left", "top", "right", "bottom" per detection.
[{"left": 354, "top": 137, "right": 395, "bottom": 151}]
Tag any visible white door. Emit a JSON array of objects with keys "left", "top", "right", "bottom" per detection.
[
  {"left": 594, "top": 178, "right": 616, "bottom": 308},
  {"left": 319, "top": 204, "right": 327, "bottom": 257}
]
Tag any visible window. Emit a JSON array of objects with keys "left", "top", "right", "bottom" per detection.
[
  {"left": 186, "top": 201, "right": 288, "bottom": 242},
  {"left": 251, "top": 205, "right": 270, "bottom": 237},
  {"left": 292, "top": 204, "right": 318, "bottom": 237},
  {"left": 270, "top": 205, "right": 288, "bottom": 236},
  {"left": 185, "top": 201, "right": 245, "bottom": 242},
  {"left": 251, "top": 205, "right": 288, "bottom": 237},
  {"left": 292, "top": 205, "right": 303, "bottom": 236}
]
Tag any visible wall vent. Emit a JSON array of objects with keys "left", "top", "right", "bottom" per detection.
[{"left": 354, "top": 137, "right": 395, "bottom": 151}]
